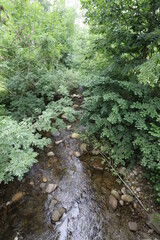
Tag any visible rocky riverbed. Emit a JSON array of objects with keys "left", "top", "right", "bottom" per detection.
[{"left": 0, "top": 93, "right": 159, "bottom": 240}]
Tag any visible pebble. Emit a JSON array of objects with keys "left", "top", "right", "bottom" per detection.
[
  {"left": 47, "top": 152, "right": 55, "bottom": 157},
  {"left": 111, "top": 190, "right": 120, "bottom": 200},
  {"left": 128, "top": 222, "right": 138, "bottom": 232},
  {"left": 43, "top": 176, "right": 47, "bottom": 183},
  {"left": 74, "top": 151, "right": 81, "bottom": 157},
  {"left": 55, "top": 140, "right": 63, "bottom": 145},
  {"left": 51, "top": 207, "right": 66, "bottom": 223},
  {"left": 12, "top": 192, "right": 24, "bottom": 202},
  {"left": 121, "top": 194, "right": 133, "bottom": 203},
  {"left": 133, "top": 202, "right": 137, "bottom": 209},
  {"left": 71, "top": 133, "right": 80, "bottom": 139},
  {"left": 121, "top": 187, "right": 126, "bottom": 195},
  {"left": 46, "top": 184, "right": 57, "bottom": 194},
  {"left": 119, "top": 200, "right": 124, "bottom": 206},
  {"left": 29, "top": 181, "right": 34, "bottom": 186},
  {"left": 67, "top": 125, "right": 72, "bottom": 130}
]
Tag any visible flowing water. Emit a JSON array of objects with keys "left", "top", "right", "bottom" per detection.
[{"left": 0, "top": 96, "right": 139, "bottom": 240}]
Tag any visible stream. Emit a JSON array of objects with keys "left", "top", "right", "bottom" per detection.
[{"left": 0, "top": 95, "right": 141, "bottom": 240}]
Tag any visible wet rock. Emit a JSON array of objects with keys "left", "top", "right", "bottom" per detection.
[
  {"left": 80, "top": 143, "right": 87, "bottom": 154},
  {"left": 40, "top": 183, "right": 46, "bottom": 190},
  {"left": 46, "top": 184, "right": 57, "bottom": 194},
  {"left": 67, "top": 125, "right": 72, "bottom": 130},
  {"left": 109, "top": 195, "right": 118, "bottom": 211},
  {"left": 128, "top": 222, "right": 138, "bottom": 232},
  {"left": 55, "top": 140, "right": 63, "bottom": 145},
  {"left": 118, "top": 167, "right": 128, "bottom": 177},
  {"left": 111, "top": 190, "right": 120, "bottom": 200},
  {"left": 121, "top": 194, "right": 133, "bottom": 203},
  {"left": 12, "top": 192, "right": 24, "bottom": 202},
  {"left": 71, "top": 133, "right": 80, "bottom": 139},
  {"left": 43, "top": 176, "right": 47, "bottom": 183},
  {"left": 146, "top": 212, "right": 160, "bottom": 235},
  {"left": 92, "top": 150, "right": 100, "bottom": 155},
  {"left": 74, "top": 151, "right": 81, "bottom": 157},
  {"left": 49, "top": 199, "right": 58, "bottom": 210},
  {"left": 47, "top": 152, "right": 55, "bottom": 157},
  {"left": 51, "top": 207, "right": 66, "bottom": 223}
]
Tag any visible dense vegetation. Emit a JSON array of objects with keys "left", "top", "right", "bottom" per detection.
[
  {"left": 0, "top": 0, "right": 160, "bottom": 203},
  {"left": 80, "top": 0, "right": 160, "bottom": 202},
  {"left": 0, "top": 0, "right": 78, "bottom": 182}
]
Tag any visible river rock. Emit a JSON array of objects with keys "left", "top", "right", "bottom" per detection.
[
  {"left": 55, "top": 140, "right": 63, "bottom": 145},
  {"left": 111, "top": 190, "right": 120, "bottom": 200},
  {"left": 67, "top": 125, "right": 72, "bottom": 130},
  {"left": 46, "top": 184, "right": 57, "bottom": 194},
  {"left": 12, "top": 192, "right": 24, "bottom": 202},
  {"left": 109, "top": 195, "right": 118, "bottom": 211},
  {"left": 128, "top": 222, "right": 138, "bottom": 232},
  {"left": 49, "top": 199, "right": 58, "bottom": 210},
  {"left": 43, "top": 176, "right": 47, "bottom": 183},
  {"left": 51, "top": 207, "right": 66, "bottom": 223},
  {"left": 47, "top": 152, "right": 55, "bottom": 157},
  {"left": 71, "top": 133, "right": 80, "bottom": 139},
  {"left": 121, "top": 194, "right": 133, "bottom": 203},
  {"left": 146, "top": 212, "right": 160, "bottom": 235},
  {"left": 74, "top": 151, "right": 81, "bottom": 157},
  {"left": 80, "top": 143, "right": 87, "bottom": 154},
  {"left": 119, "top": 200, "right": 124, "bottom": 206}
]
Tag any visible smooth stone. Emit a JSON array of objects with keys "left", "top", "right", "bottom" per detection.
[
  {"left": 67, "top": 125, "right": 72, "bottom": 130},
  {"left": 80, "top": 143, "right": 87, "bottom": 154},
  {"left": 111, "top": 190, "right": 120, "bottom": 200},
  {"left": 47, "top": 152, "right": 55, "bottom": 157},
  {"left": 29, "top": 181, "right": 34, "bottom": 186},
  {"left": 74, "top": 151, "right": 81, "bottom": 157},
  {"left": 146, "top": 212, "right": 160, "bottom": 235},
  {"left": 121, "top": 194, "right": 133, "bottom": 203},
  {"left": 128, "top": 222, "right": 138, "bottom": 232},
  {"left": 49, "top": 199, "right": 58, "bottom": 210},
  {"left": 133, "top": 202, "right": 137, "bottom": 209},
  {"left": 61, "top": 114, "right": 68, "bottom": 120},
  {"left": 73, "top": 104, "right": 79, "bottom": 108},
  {"left": 55, "top": 140, "right": 63, "bottom": 145},
  {"left": 71, "top": 133, "right": 80, "bottom": 139},
  {"left": 109, "top": 195, "right": 118, "bottom": 211},
  {"left": 51, "top": 207, "right": 66, "bottom": 223},
  {"left": 119, "top": 200, "right": 124, "bottom": 206},
  {"left": 46, "top": 184, "right": 57, "bottom": 194},
  {"left": 12, "top": 192, "right": 24, "bottom": 202},
  {"left": 43, "top": 176, "right": 47, "bottom": 183}
]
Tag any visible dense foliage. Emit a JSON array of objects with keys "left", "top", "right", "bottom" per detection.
[
  {"left": 0, "top": 0, "right": 78, "bottom": 182},
  {"left": 80, "top": 0, "right": 160, "bottom": 202}
]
